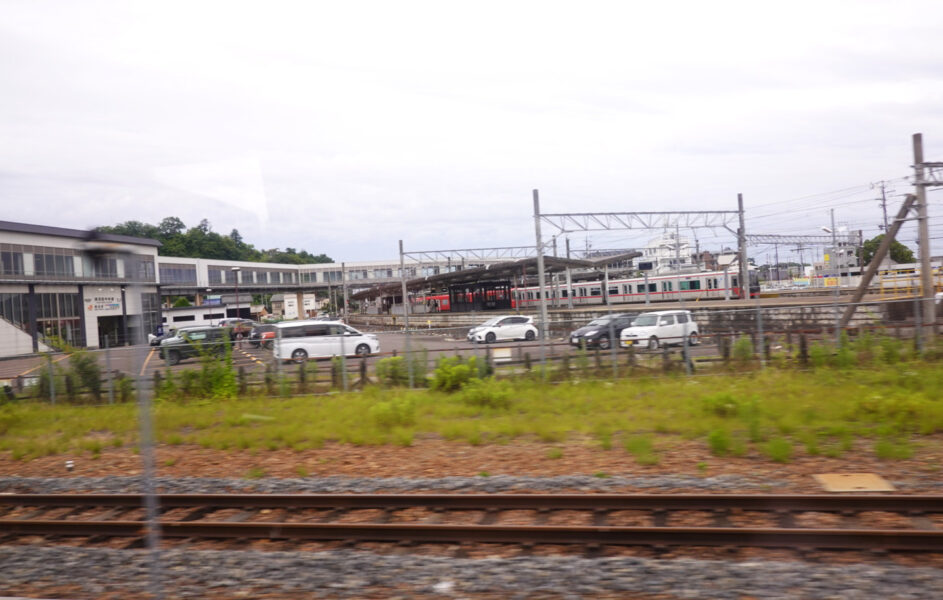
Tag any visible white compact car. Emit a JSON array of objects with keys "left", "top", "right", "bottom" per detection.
[
  {"left": 467, "top": 315, "right": 538, "bottom": 344},
  {"left": 273, "top": 320, "right": 380, "bottom": 363},
  {"left": 619, "top": 310, "right": 699, "bottom": 350}
]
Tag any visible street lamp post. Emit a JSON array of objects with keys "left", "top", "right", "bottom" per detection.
[{"left": 231, "top": 267, "right": 241, "bottom": 320}]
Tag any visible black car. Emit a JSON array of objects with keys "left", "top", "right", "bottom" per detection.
[
  {"left": 247, "top": 324, "right": 277, "bottom": 349},
  {"left": 158, "top": 326, "right": 230, "bottom": 366},
  {"left": 569, "top": 313, "right": 638, "bottom": 349}
]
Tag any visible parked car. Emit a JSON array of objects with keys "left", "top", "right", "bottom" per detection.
[
  {"left": 248, "top": 324, "right": 277, "bottom": 349},
  {"left": 149, "top": 325, "right": 201, "bottom": 346},
  {"left": 569, "top": 312, "right": 638, "bottom": 349},
  {"left": 218, "top": 318, "right": 255, "bottom": 340},
  {"left": 467, "top": 315, "right": 538, "bottom": 344},
  {"left": 159, "top": 326, "right": 230, "bottom": 365},
  {"left": 273, "top": 320, "right": 380, "bottom": 363},
  {"left": 619, "top": 310, "right": 699, "bottom": 350},
  {"left": 148, "top": 328, "right": 175, "bottom": 346}
]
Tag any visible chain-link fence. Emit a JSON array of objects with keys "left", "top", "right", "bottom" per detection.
[{"left": 2, "top": 296, "right": 939, "bottom": 404}]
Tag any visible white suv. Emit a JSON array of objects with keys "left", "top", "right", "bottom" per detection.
[
  {"left": 620, "top": 310, "right": 699, "bottom": 350},
  {"left": 467, "top": 315, "right": 538, "bottom": 343}
]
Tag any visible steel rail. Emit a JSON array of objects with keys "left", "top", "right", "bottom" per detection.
[
  {"left": 2, "top": 519, "right": 941, "bottom": 551},
  {"left": 2, "top": 494, "right": 942, "bottom": 513}
]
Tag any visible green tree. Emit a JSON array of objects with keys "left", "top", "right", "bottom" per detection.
[
  {"left": 96, "top": 220, "right": 160, "bottom": 240},
  {"left": 96, "top": 217, "right": 332, "bottom": 264},
  {"left": 158, "top": 216, "right": 186, "bottom": 237},
  {"left": 860, "top": 235, "right": 915, "bottom": 265}
]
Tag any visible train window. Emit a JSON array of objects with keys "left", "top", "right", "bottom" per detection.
[
  {"left": 579, "top": 288, "right": 587, "bottom": 296},
  {"left": 589, "top": 287, "right": 601, "bottom": 296},
  {"left": 680, "top": 280, "right": 700, "bottom": 291},
  {"left": 662, "top": 281, "right": 673, "bottom": 292},
  {"left": 608, "top": 287, "right": 618, "bottom": 295},
  {"left": 714, "top": 278, "right": 719, "bottom": 289},
  {"left": 561, "top": 289, "right": 568, "bottom": 297}
]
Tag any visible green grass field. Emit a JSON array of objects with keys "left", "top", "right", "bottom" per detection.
[{"left": 2, "top": 342, "right": 941, "bottom": 464}]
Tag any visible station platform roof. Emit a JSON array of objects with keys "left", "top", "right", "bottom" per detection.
[{"left": 349, "top": 252, "right": 641, "bottom": 300}]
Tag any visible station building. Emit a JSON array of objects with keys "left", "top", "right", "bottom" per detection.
[
  {"left": 0, "top": 221, "right": 161, "bottom": 356},
  {"left": 0, "top": 220, "right": 498, "bottom": 357}
]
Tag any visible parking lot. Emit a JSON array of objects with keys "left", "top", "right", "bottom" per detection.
[{"left": 0, "top": 329, "right": 716, "bottom": 387}]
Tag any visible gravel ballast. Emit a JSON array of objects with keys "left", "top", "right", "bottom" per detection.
[{"left": 1, "top": 546, "right": 941, "bottom": 599}]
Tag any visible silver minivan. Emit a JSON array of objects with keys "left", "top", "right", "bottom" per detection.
[
  {"left": 619, "top": 310, "right": 699, "bottom": 350},
  {"left": 273, "top": 320, "right": 380, "bottom": 363}
]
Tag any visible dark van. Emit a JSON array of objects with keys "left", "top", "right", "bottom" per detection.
[{"left": 159, "top": 326, "right": 230, "bottom": 365}]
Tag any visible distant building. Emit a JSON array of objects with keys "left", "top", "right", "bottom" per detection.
[{"left": 0, "top": 220, "right": 160, "bottom": 355}]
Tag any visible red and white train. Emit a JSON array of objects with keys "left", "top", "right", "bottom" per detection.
[{"left": 415, "top": 269, "right": 759, "bottom": 311}]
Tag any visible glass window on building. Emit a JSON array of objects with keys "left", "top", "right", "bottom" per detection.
[
  {"left": 0, "top": 293, "right": 29, "bottom": 328},
  {"left": 93, "top": 256, "right": 118, "bottom": 278},
  {"left": 37, "top": 292, "right": 83, "bottom": 347},
  {"left": 125, "top": 255, "right": 155, "bottom": 281},
  {"left": 34, "top": 248, "right": 75, "bottom": 277},
  {"left": 1, "top": 248, "right": 25, "bottom": 275},
  {"left": 159, "top": 264, "right": 197, "bottom": 284}
]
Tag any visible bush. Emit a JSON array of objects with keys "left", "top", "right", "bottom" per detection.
[
  {"left": 702, "top": 392, "right": 740, "bottom": 417},
  {"left": 375, "top": 356, "right": 409, "bottom": 387},
  {"left": 430, "top": 356, "right": 481, "bottom": 392},
  {"left": 624, "top": 435, "right": 659, "bottom": 465},
  {"left": 881, "top": 337, "right": 902, "bottom": 365},
  {"left": 707, "top": 428, "right": 732, "bottom": 456},
  {"left": 874, "top": 437, "right": 914, "bottom": 460},
  {"left": 116, "top": 373, "right": 135, "bottom": 402},
  {"left": 763, "top": 437, "right": 793, "bottom": 462},
  {"left": 732, "top": 337, "right": 754, "bottom": 364},
  {"left": 458, "top": 377, "right": 513, "bottom": 409},
  {"left": 832, "top": 332, "right": 855, "bottom": 369},
  {"left": 68, "top": 351, "right": 102, "bottom": 401},
  {"left": 368, "top": 397, "right": 416, "bottom": 429},
  {"left": 808, "top": 343, "right": 829, "bottom": 369}
]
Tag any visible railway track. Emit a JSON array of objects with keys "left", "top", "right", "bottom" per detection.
[{"left": 1, "top": 493, "right": 941, "bottom": 552}]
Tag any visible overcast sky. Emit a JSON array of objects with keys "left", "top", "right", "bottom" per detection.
[{"left": 2, "top": 1, "right": 942, "bottom": 264}]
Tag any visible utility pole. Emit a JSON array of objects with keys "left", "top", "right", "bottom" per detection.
[
  {"left": 796, "top": 244, "right": 804, "bottom": 280},
  {"left": 875, "top": 180, "right": 889, "bottom": 232},
  {"left": 399, "top": 240, "right": 413, "bottom": 388},
  {"left": 565, "top": 237, "right": 573, "bottom": 309},
  {"left": 913, "top": 134, "right": 935, "bottom": 335},
  {"left": 533, "top": 190, "right": 549, "bottom": 372},
  {"left": 830, "top": 209, "right": 841, "bottom": 346},
  {"left": 737, "top": 193, "right": 749, "bottom": 299}
]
